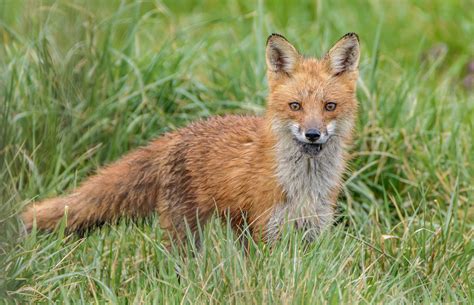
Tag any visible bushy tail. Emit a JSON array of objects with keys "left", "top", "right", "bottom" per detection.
[
  {"left": 22, "top": 195, "right": 100, "bottom": 232},
  {"left": 21, "top": 148, "right": 160, "bottom": 233}
]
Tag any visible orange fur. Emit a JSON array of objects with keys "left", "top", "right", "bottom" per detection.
[{"left": 22, "top": 33, "right": 360, "bottom": 244}]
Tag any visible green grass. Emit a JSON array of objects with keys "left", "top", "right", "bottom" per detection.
[{"left": 1, "top": 0, "right": 473, "bottom": 303}]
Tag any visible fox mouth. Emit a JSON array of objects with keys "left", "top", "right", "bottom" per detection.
[{"left": 294, "top": 139, "right": 324, "bottom": 155}]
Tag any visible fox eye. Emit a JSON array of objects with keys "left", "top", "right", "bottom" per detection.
[
  {"left": 289, "top": 102, "right": 301, "bottom": 111},
  {"left": 325, "top": 102, "right": 337, "bottom": 111}
]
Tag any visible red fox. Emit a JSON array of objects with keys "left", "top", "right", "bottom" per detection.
[{"left": 22, "top": 33, "right": 360, "bottom": 244}]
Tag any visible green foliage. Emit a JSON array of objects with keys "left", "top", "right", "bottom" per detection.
[{"left": 0, "top": 0, "right": 472, "bottom": 303}]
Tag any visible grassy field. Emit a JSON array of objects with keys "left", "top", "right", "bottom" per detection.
[{"left": 0, "top": 0, "right": 473, "bottom": 303}]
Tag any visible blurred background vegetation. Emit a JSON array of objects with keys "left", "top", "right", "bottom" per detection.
[{"left": 0, "top": 0, "right": 472, "bottom": 303}]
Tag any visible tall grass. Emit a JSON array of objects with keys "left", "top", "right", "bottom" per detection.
[{"left": 1, "top": 0, "right": 472, "bottom": 303}]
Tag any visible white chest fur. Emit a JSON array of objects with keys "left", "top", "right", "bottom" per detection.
[{"left": 266, "top": 131, "right": 346, "bottom": 242}]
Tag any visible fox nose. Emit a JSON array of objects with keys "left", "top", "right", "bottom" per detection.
[{"left": 305, "top": 129, "right": 321, "bottom": 142}]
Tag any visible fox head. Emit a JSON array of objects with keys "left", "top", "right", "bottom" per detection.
[{"left": 265, "top": 33, "right": 359, "bottom": 156}]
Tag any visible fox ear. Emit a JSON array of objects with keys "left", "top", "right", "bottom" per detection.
[
  {"left": 266, "top": 34, "right": 300, "bottom": 74},
  {"left": 325, "top": 33, "right": 360, "bottom": 76}
]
